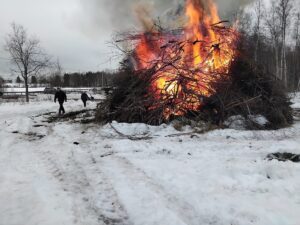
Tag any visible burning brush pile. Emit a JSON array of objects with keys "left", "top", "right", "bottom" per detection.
[{"left": 96, "top": 0, "right": 293, "bottom": 129}]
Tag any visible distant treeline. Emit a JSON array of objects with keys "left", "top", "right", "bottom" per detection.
[
  {"left": 13, "top": 71, "right": 117, "bottom": 88},
  {"left": 50, "top": 71, "right": 115, "bottom": 87}
]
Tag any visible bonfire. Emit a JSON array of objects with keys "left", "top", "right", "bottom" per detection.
[
  {"left": 97, "top": 0, "right": 292, "bottom": 129},
  {"left": 128, "top": 0, "right": 238, "bottom": 120}
]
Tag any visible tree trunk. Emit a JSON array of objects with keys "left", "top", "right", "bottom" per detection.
[
  {"left": 254, "top": 37, "right": 259, "bottom": 63},
  {"left": 283, "top": 36, "right": 287, "bottom": 88},
  {"left": 281, "top": 24, "right": 287, "bottom": 87},
  {"left": 25, "top": 76, "right": 29, "bottom": 102},
  {"left": 276, "top": 47, "right": 279, "bottom": 79}
]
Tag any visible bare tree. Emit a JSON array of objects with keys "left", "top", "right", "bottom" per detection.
[
  {"left": 48, "top": 58, "right": 64, "bottom": 87},
  {"left": 54, "top": 58, "right": 63, "bottom": 77},
  {"left": 276, "top": 0, "right": 294, "bottom": 87},
  {"left": 294, "top": 12, "right": 300, "bottom": 90},
  {"left": 265, "top": 2, "right": 281, "bottom": 79},
  {"left": 236, "top": 9, "right": 252, "bottom": 34},
  {"left": 253, "top": 0, "right": 265, "bottom": 63},
  {"left": 294, "top": 12, "right": 300, "bottom": 47},
  {"left": 5, "top": 23, "right": 51, "bottom": 102}
]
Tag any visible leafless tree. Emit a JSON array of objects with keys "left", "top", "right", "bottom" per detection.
[
  {"left": 47, "top": 58, "right": 64, "bottom": 87},
  {"left": 53, "top": 58, "right": 63, "bottom": 77},
  {"left": 276, "top": 0, "right": 294, "bottom": 87},
  {"left": 294, "top": 13, "right": 300, "bottom": 47},
  {"left": 235, "top": 9, "right": 252, "bottom": 34},
  {"left": 265, "top": 2, "right": 281, "bottom": 79},
  {"left": 5, "top": 23, "right": 51, "bottom": 102},
  {"left": 253, "top": 0, "right": 265, "bottom": 63},
  {"left": 294, "top": 12, "right": 300, "bottom": 90}
]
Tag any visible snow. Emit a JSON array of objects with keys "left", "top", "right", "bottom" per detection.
[
  {"left": 3, "top": 87, "right": 45, "bottom": 92},
  {"left": 224, "top": 115, "right": 269, "bottom": 130},
  {"left": 291, "top": 92, "right": 300, "bottom": 109},
  {"left": 249, "top": 115, "right": 269, "bottom": 126},
  {"left": 0, "top": 95, "right": 300, "bottom": 225},
  {"left": 224, "top": 115, "right": 247, "bottom": 130},
  {"left": 2, "top": 87, "right": 102, "bottom": 93},
  {"left": 0, "top": 93, "right": 105, "bottom": 103}
]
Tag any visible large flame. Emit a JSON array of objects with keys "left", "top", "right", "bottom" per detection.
[{"left": 133, "top": 0, "right": 238, "bottom": 119}]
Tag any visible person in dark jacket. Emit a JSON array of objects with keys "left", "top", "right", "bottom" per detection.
[
  {"left": 54, "top": 88, "right": 67, "bottom": 115},
  {"left": 81, "top": 92, "right": 90, "bottom": 107}
]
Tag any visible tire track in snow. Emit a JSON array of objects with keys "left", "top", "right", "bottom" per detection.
[
  {"left": 34, "top": 146, "right": 101, "bottom": 225},
  {"left": 101, "top": 155, "right": 201, "bottom": 225},
  {"left": 84, "top": 148, "right": 131, "bottom": 225},
  {"left": 32, "top": 120, "right": 131, "bottom": 225},
  {"left": 30, "top": 111, "right": 197, "bottom": 225}
]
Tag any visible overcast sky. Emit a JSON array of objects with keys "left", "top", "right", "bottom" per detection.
[
  {"left": 0, "top": 0, "right": 273, "bottom": 78},
  {"left": 0, "top": 0, "right": 121, "bottom": 78}
]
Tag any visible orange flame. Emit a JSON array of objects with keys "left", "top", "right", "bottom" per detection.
[{"left": 134, "top": 0, "right": 238, "bottom": 119}]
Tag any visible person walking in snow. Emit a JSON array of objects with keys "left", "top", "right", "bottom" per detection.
[
  {"left": 81, "top": 92, "right": 90, "bottom": 107},
  {"left": 54, "top": 88, "right": 67, "bottom": 115}
]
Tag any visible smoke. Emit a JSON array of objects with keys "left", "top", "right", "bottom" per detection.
[
  {"left": 76, "top": 0, "right": 255, "bottom": 35},
  {"left": 215, "top": 0, "right": 255, "bottom": 17},
  {"left": 76, "top": 0, "right": 181, "bottom": 33}
]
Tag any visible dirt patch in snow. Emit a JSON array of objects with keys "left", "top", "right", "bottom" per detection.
[{"left": 266, "top": 152, "right": 300, "bottom": 163}]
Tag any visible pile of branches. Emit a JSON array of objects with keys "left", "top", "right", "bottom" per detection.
[
  {"left": 96, "top": 29, "right": 293, "bottom": 129},
  {"left": 96, "top": 58, "right": 293, "bottom": 129},
  {"left": 96, "top": 67, "right": 166, "bottom": 125},
  {"left": 204, "top": 57, "right": 293, "bottom": 129}
]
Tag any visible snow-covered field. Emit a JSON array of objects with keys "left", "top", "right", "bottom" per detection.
[
  {"left": 0, "top": 95, "right": 300, "bottom": 225},
  {"left": 0, "top": 93, "right": 105, "bottom": 103},
  {"left": 2, "top": 87, "right": 101, "bottom": 92},
  {"left": 2, "top": 87, "right": 46, "bottom": 92}
]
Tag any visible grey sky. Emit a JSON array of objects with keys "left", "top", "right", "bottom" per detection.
[
  {"left": 0, "top": 0, "right": 265, "bottom": 78},
  {"left": 0, "top": 0, "right": 118, "bottom": 78}
]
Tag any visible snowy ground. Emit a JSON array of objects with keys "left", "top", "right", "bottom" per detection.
[
  {"left": 0, "top": 95, "right": 300, "bottom": 225},
  {"left": 0, "top": 93, "right": 105, "bottom": 103}
]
